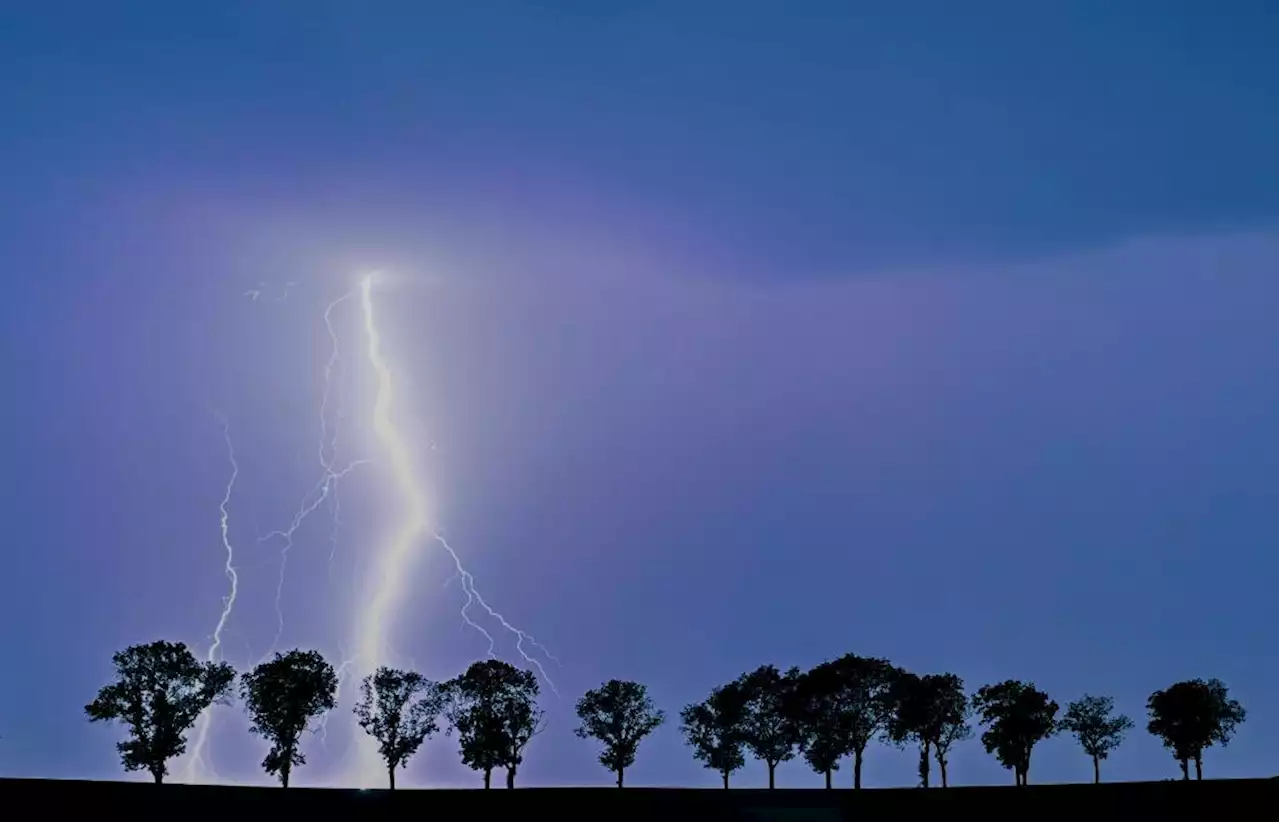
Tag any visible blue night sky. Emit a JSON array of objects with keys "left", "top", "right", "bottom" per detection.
[{"left": 0, "top": 1, "right": 1274, "bottom": 789}]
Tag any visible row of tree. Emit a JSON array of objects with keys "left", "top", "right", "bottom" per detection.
[
  {"left": 85, "top": 641, "right": 545, "bottom": 788},
  {"left": 677, "top": 659, "right": 1244, "bottom": 789},
  {"left": 86, "top": 641, "right": 1247, "bottom": 789}
]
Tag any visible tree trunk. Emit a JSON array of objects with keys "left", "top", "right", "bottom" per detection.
[
  {"left": 823, "top": 769, "right": 832, "bottom": 790},
  {"left": 722, "top": 771, "right": 730, "bottom": 789},
  {"left": 1093, "top": 756, "right": 1100, "bottom": 784},
  {"left": 151, "top": 768, "right": 164, "bottom": 785},
  {"left": 388, "top": 766, "right": 396, "bottom": 791},
  {"left": 483, "top": 767, "right": 492, "bottom": 789},
  {"left": 918, "top": 744, "right": 930, "bottom": 788},
  {"left": 616, "top": 768, "right": 625, "bottom": 788},
  {"left": 853, "top": 748, "right": 864, "bottom": 789},
  {"left": 938, "top": 758, "right": 948, "bottom": 788},
  {"left": 1194, "top": 756, "right": 1202, "bottom": 781},
  {"left": 280, "top": 766, "right": 290, "bottom": 789},
  {"left": 506, "top": 765, "right": 517, "bottom": 789},
  {"left": 1023, "top": 753, "right": 1032, "bottom": 785},
  {"left": 1179, "top": 759, "right": 1189, "bottom": 781},
  {"left": 767, "top": 762, "right": 776, "bottom": 789}
]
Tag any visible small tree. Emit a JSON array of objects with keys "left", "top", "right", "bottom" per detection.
[
  {"left": 444, "top": 660, "right": 544, "bottom": 789},
  {"left": 240, "top": 649, "right": 338, "bottom": 787},
  {"left": 972, "top": 680, "right": 1059, "bottom": 786},
  {"left": 931, "top": 699, "right": 972, "bottom": 789},
  {"left": 737, "top": 665, "right": 803, "bottom": 788},
  {"left": 792, "top": 663, "right": 845, "bottom": 788},
  {"left": 1059, "top": 695, "right": 1133, "bottom": 783},
  {"left": 887, "top": 671, "right": 969, "bottom": 788},
  {"left": 573, "top": 679, "right": 665, "bottom": 787},
  {"left": 354, "top": 667, "right": 446, "bottom": 790},
  {"left": 85, "top": 640, "right": 235, "bottom": 784},
  {"left": 1146, "top": 678, "right": 1245, "bottom": 781},
  {"left": 679, "top": 683, "right": 747, "bottom": 788}
]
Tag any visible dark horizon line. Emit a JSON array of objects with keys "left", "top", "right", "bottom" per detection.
[{"left": 3, "top": 775, "right": 1275, "bottom": 790}]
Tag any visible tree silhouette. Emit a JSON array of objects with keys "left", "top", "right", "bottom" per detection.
[
  {"left": 1059, "top": 695, "right": 1133, "bottom": 783},
  {"left": 680, "top": 683, "right": 748, "bottom": 789},
  {"left": 887, "top": 671, "right": 969, "bottom": 788},
  {"left": 573, "top": 679, "right": 665, "bottom": 787},
  {"left": 972, "top": 680, "right": 1058, "bottom": 786},
  {"left": 792, "top": 663, "right": 845, "bottom": 788},
  {"left": 1146, "top": 678, "right": 1245, "bottom": 781},
  {"left": 240, "top": 649, "right": 337, "bottom": 788},
  {"left": 84, "top": 640, "right": 235, "bottom": 784},
  {"left": 353, "top": 667, "right": 446, "bottom": 790},
  {"left": 444, "top": 660, "right": 544, "bottom": 789},
  {"left": 824, "top": 655, "right": 897, "bottom": 789},
  {"left": 736, "top": 665, "right": 803, "bottom": 788}
]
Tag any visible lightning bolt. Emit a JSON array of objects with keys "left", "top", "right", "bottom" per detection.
[
  {"left": 434, "top": 532, "right": 559, "bottom": 688},
  {"left": 350, "top": 272, "right": 557, "bottom": 785},
  {"left": 320, "top": 291, "right": 354, "bottom": 586},
  {"left": 258, "top": 290, "right": 370, "bottom": 659},
  {"left": 315, "top": 646, "right": 358, "bottom": 747},
  {"left": 183, "top": 413, "right": 240, "bottom": 783}
]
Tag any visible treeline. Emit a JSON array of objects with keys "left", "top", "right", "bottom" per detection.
[{"left": 86, "top": 641, "right": 1247, "bottom": 789}]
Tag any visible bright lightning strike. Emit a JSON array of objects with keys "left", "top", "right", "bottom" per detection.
[
  {"left": 183, "top": 413, "right": 240, "bottom": 783},
  {"left": 350, "top": 272, "right": 556, "bottom": 785}
]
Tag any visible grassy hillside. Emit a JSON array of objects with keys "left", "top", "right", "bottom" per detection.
[{"left": 1, "top": 777, "right": 1274, "bottom": 819}]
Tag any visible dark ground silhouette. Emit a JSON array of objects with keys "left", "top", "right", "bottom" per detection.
[{"left": 0, "top": 777, "right": 1273, "bottom": 820}]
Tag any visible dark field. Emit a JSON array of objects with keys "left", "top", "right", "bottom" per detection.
[{"left": 2, "top": 777, "right": 1274, "bottom": 820}]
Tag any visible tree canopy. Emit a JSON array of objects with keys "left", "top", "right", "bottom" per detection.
[
  {"left": 679, "top": 683, "right": 748, "bottom": 789},
  {"left": 1146, "top": 678, "right": 1246, "bottom": 781},
  {"left": 1059, "top": 695, "right": 1133, "bottom": 783},
  {"left": 84, "top": 640, "right": 235, "bottom": 784},
  {"left": 239, "top": 649, "right": 338, "bottom": 787},
  {"left": 972, "top": 680, "right": 1059, "bottom": 786},
  {"left": 354, "top": 667, "right": 446, "bottom": 790},
  {"left": 573, "top": 679, "right": 665, "bottom": 787},
  {"left": 444, "top": 659, "right": 544, "bottom": 789}
]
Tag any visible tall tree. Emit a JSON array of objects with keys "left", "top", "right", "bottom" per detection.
[
  {"left": 444, "top": 660, "right": 544, "bottom": 789},
  {"left": 1146, "top": 678, "right": 1246, "bottom": 781},
  {"left": 736, "top": 665, "right": 803, "bottom": 788},
  {"left": 1059, "top": 695, "right": 1133, "bottom": 784},
  {"left": 240, "top": 649, "right": 338, "bottom": 788},
  {"left": 828, "top": 655, "right": 897, "bottom": 789},
  {"left": 573, "top": 679, "right": 666, "bottom": 788},
  {"left": 972, "top": 680, "right": 1059, "bottom": 786},
  {"left": 85, "top": 640, "right": 235, "bottom": 784},
  {"left": 353, "top": 667, "right": 446, "bottom": 790},
  {"left": 679, "top": 683, "right": 748, "bottom": 789},
  {"left": 887, "top": 671, "right": 969, "bottom": 788}
]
